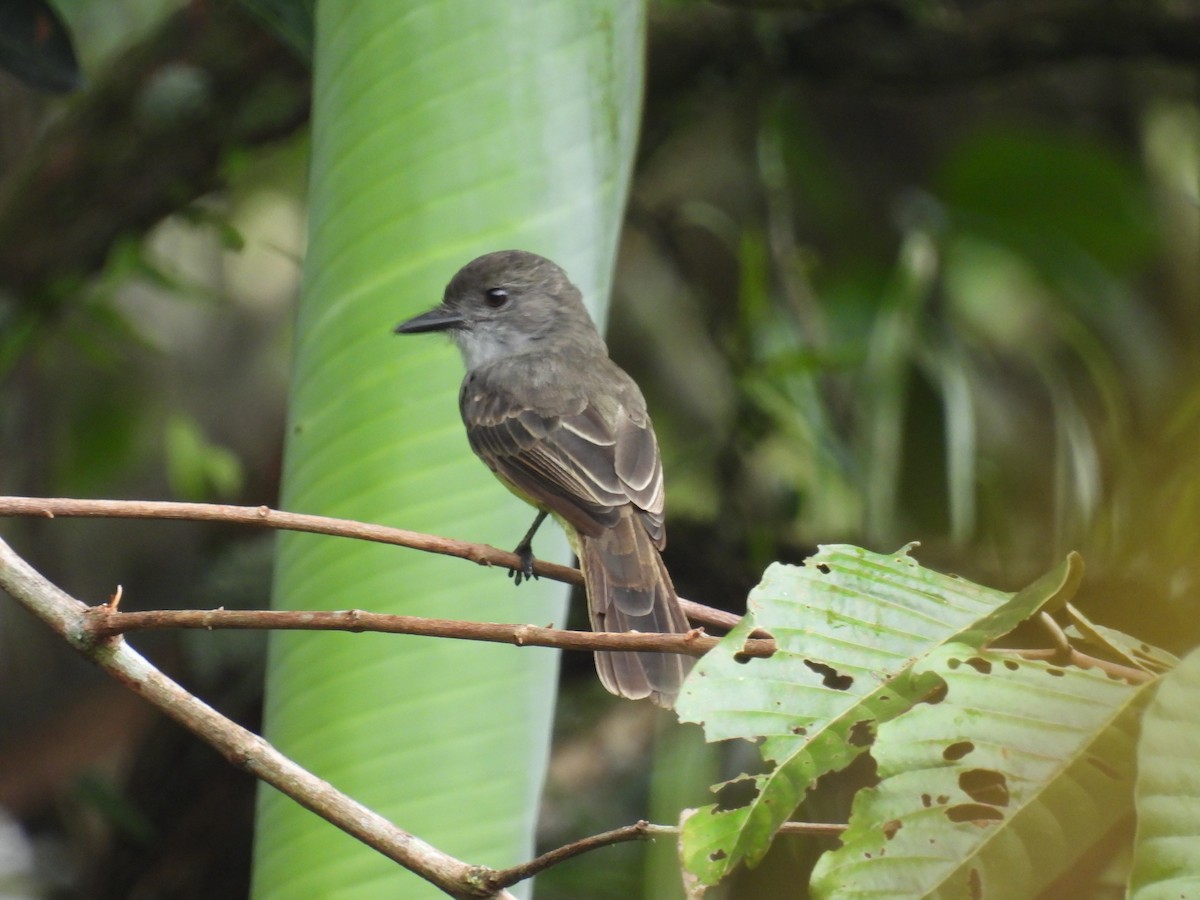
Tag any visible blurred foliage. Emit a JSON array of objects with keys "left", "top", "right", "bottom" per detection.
[
  {"left": 0, "top": 0, "right": 81, "bottom": 93},
  {"left": 0, "top": 0, "right": 1196, "bottom": 897},
  {"left": 618, "top": 51, "right": 1200, "bottom": 661},
  {"left": 164, "top": 414, "right": 243, "bottom": 500}
]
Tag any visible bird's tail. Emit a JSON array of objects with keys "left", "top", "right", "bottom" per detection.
[{"left": 579, "top": 510, "right": 691, "bottom": 707}]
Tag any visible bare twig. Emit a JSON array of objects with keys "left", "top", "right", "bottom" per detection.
[
  {"left": 481, "top": 819, "right": 847, "bottom": 890},
  {"left": 1004, "top": 647, "right": 1153, "bottom": 685},
  {"left": 82, "top": 606, "right": 778, "bottom": 659},
  {"left": 483, "top": 821, "right": 662, "bottom": 889},
  {"left": 0, "top": 536, "right": 513, "bottom": 900},
  {"left": 0, "top": 496, "right": 744, "bottom": 633}
]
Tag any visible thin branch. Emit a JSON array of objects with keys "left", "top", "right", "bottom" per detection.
[
  {"left": 85, "top": 604, "right": 1147, "bottom": 684},
  {"left": 1004, "top": 647, "right": 1153, "bottom": 685},
  {"left": 0, "top": 496, "right": 745, "bottom": 633},
  {"left": 82, "top": 606, "right": 778, "bottom": 660},
  {"left": 0, "top": 536, "right": 512, "bottom": 900},
  {"left": 482, "top": 819, "right": 847, "bottom": 890},
  {"left": 483, "top": 822, "right": 660, "bottom": 889}
]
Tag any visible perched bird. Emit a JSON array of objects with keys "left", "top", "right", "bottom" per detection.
[{"left": 395, "top": 250, "right": 691, "bottom": 706}]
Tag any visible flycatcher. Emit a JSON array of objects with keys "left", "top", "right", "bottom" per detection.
[{"left": 394, "top": 250, "right": 691, "bottom": 707}]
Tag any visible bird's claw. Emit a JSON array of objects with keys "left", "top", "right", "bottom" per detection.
[{"left": 509, "top": 544, "right": 538, "bottom": 586}]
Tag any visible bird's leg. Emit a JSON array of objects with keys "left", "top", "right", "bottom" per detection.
[{"left": 509, "top": 509, "right": 549, "bottom": 586}]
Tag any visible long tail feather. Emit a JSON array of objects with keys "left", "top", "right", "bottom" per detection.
[{"left": 580, "top": 511, "right": 691, "bottom": 707}]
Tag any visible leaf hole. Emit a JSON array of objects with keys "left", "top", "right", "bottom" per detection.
[
  {"left": 882, "top": 819, "right": 902, "bottom": 840},
  {"left": 919, "top": 679, "right": 949, "bottom": 705},
  {"left": 848, "top": 719, "right": 875, "bottom": 747},
  {"left": 815, "top": 563, "right": 831, "bottom": 574},
  {"left": 944, "top": 803, "right": 1004, "bottom": 825},
  {"left": 964, "top": 657, "right": 992, "bottom": 674},
  {"left": 714, "top": 778, "right": 760, "bottom": 812},
  {"left": 959, "top": 769, "right": 1010, "bottom": 807},
  {"left": 943, "top": 740, "right": 975, "bottom": 761},
  {"left": 804, "top": 659, "right": 854, "bottom": 690}
]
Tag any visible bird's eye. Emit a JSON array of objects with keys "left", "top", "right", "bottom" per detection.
[{"left": 483, "top": 288, "right": 509, "bottom": 308}]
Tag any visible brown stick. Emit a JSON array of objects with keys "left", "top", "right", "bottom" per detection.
[
  {"left": 83, "top": 606, "right": 777, "bottom": 659},
  {"left": 0, "top": 496, "right": 745, "bottom": 633},
  {"left": 1001, "top": 647, "right": 1153, "bottom": 684},
  {"left": 0, "top": 536, "right": 511, "bottom": 900},
  {"left": 482, "top": 819, "right": 847, "bottom": 890}
]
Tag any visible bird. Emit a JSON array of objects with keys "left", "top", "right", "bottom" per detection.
[{"left": 394, "top": 250, "right": 691, "bottom": 706}]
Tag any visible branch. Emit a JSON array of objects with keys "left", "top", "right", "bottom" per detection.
[
  {"left": 1004, "top": 647, "right": 1153, "bottom": 685},
  {"left": 481, "top": 819, "right": 847, "bottom": 891},
  {"left": 0, "top": 535, "right": 512, "bottom": 899},
  {"left": 0, "top": 528, "right": 787, "bottom": 896},
  {"left": 0, "top": 496, "right": 746, "bottom": 633},
  {"left": 83, "top": 605, "right": 776, "bottom": 659},
  {"left": 81, "top": 603, "right": 1146, "bottom": 683}
]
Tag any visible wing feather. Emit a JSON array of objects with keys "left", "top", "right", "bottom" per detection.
[{"left": 460, "top": 361, "right": 665, "bottom": 544}]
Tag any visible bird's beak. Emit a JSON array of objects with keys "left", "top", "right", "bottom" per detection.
[{"left": 394, "top": 305, "right": 464, "bottom": 334}]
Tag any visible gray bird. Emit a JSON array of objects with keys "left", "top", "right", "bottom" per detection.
[{"left": 395, "top": 250, "right": 691, "bottom": 706}]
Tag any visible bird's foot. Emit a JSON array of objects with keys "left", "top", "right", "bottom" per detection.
[{"left": 509, "top": 542, "right": 538, "bottom": 586}]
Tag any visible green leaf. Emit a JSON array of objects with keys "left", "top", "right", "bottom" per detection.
[
  {"left": 253, "top": 2, "right": 645, "bottom": 897},
  {"left": 1065, "top": 602, "right": 1180, "bottom": 675},
  {"left": 675, "top": 545, "right": 1075, "bottom": 885},
  {"left": 1129, "top": 646, "right": 1200, "bottom": 899},
  {"left": 811, "top": 644, "right": 1150, "bottom": 898}
]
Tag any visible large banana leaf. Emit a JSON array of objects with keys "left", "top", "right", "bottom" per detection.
[{"left": 252, "top": 2, "right": 644, "bottom": 896}]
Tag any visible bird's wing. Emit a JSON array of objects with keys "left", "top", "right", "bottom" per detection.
[{"left": 460, "top": 368, "right": 664, "bottom": 544}]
